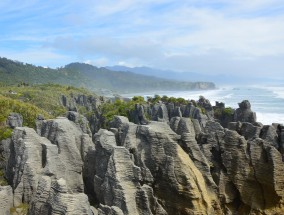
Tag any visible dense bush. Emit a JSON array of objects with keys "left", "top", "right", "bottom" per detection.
[
  {"left": 0, "top": 83, "right": 96, "bottom": 117},
  {"left": 0, "top": 94, "right": 51, "bottom": 128},
  {"left": 214, "top": 107, "right": 234, "bottom": 118},
  {"left": 0, "top": 169, "right": 8, "bottom": 186},
  {"left": 101, "top": 96, "right": 146, "bottom": 127}
]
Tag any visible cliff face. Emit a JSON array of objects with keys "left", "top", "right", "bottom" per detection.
[{"left": 1, "top": 100, "right": 284, "bottom": 215}]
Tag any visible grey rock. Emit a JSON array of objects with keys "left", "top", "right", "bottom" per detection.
[
  {"left": 234, "top": 100, "right": 256, "bottom": 123},
  {"left": 66, "top": 111, "right": 92, "bottom": 136},
  {"left": 173, "top": 106, "right": 182, "bottom": 117},
  {"left": 6, "top": 127, "right": 44, "bottom": 206},
  {"left": 260, "top": 125, "right": 279, "bottom": 149},
  {"left": 28, "top": 177, "right": 93, "bottom": 215},
  {"left": 227, "top": 122, "right": 242, "bottom": 131},
  {"left": 0, "top": 138, "right": 11, "bottom": 169},
  {"left": 183, "top": 103, "right": 208, "bottom": 127},
  {"left": 0, "top": 185, "right": 13, "bottom": 215},
  {"left": 170, "top": 117, "right": 217, "bottom": 191},
  {"left": 87, "top": 129, "right": 145, "bottom": 215},
  {"left": 6, "top": 113, "right": 23, "bottom": 128},
  {"left": 239, "top": 122, "right": 262, "bottom": 140},
  {"left": 198, "top": 96, "right": 214, "bottom": 119},
  {"left": 98, "top": 204, "right": 124, "bottom": 215},
  {"left": 216, "top": 130, "right": 284, "bottom": 213},
  {"left": 131, "top": 104, "right": 148, "bottom": 125},
  {"left": 111, "top": 120, "right": 219, "bottom": 214},
  {"left": 37, "top": 117, "right": 94, "bottom": 191},
  {"left": 204, "top": 120, "right": 224, "bottom": 134},
  {"left": 4, "top": 117, "right": 94, "bottom": 213},
  {"left": 166, "top": 103, "right": 175, "bottom": 119},
  {"left": 151, "top": 103, "right": 169, "bottom": 123}
]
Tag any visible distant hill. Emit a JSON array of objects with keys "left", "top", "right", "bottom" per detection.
[
  {"left": 0, "top": 57, "right": 215, "bottom": 93},
  {"left": 106, "top": 65, "right": 218, "bottom": 82},
  {"left": 106, "top": 65, "right": 282, "bottom": 85}
]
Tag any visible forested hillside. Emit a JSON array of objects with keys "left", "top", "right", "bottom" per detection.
[{"left": 0, "top": 57, "right": 215, "bottom": 93}]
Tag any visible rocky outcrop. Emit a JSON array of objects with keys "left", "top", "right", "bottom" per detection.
[
  {"left": 170, "top": 117, "right": 217, "bottom": 191},
  {"left": 6, "top": 113, "right": 23, "bottom": 128},
  {"left": 234, "top": 100, "right": 256, "bottom": 123},
  {"left": 151, "top": 103, "right": 169, "bottom": 123},
  {"left": 197, "top": 96, "right": 214, "bottom": 120},
  {"left": 130, "top": 104, "right": 148, "bottom": 125},
  {"left": 2, "top": 97, "right": 284, "bottom": 215},
  {"left": 229, "top": 121, "right": 262, "bottom": 140},
  {"left": 66, "top": 111, "right": 92, "bottom": 136},
  {"left": 84, "top": 116, "right": 221, "bottom": 215},
  {"left": 2, "top": 117, "right": 94, "bottom": 214},
  {"left": 61, "top": 94, "right": 103, "bottom": 113}
]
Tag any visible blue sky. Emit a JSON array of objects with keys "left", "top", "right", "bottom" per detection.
[{"left": 1, "top": 0, "right": 284, "bottom": 78}]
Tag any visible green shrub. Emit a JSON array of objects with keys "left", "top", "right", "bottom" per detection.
[
  {"left": 214, "top": 108, "right": 223, "bottom": 118},
  {"left": 214, "top": 107, "right": 234, "bottom": 118},
  {"left": 0, "top": 95, "right": 51, "bottom": 128},
  {"left": 223, "top": 107, "right": 234, "bottom": 116},
  {"left": 10, "top": 203, "right": 29, "bottom": 214},
  {"left": 0, "top": 127, "right": 13, "bottom": 141},
  {"left": 0, "top": 169, "right": 8, "bottom": 186},
  {"left": 132, "top": 96, "right": 145, "bottom": 103}
]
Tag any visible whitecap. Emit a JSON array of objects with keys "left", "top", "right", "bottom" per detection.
[
  {"left": 256, "top": 112, "right": 284, "bottom": 125},
  {"left": 256, "top": 86, "right": 284, "bottom": 100}
]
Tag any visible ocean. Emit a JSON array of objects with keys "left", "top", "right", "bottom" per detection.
[{"left": 121, "top": 86, "right": 284, "bottom": 125}]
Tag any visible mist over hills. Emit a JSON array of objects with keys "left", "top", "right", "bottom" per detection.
[
  {"left": 107, "top": 65, "right": 282, "bottom": 86},
  {"left": 0, "top": 57, "right": 215, "bottom": 94}
]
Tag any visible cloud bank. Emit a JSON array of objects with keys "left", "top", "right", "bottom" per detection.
[{"left": 1, "top": 0, "right": 284, "bottom": 78}]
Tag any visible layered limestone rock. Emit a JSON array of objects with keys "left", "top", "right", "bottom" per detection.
[
  {"left": 2, "top": 97, "right": 284, "bottom": 215},
  {"left": 131, "top": 104, "right": 148, "bottom": 125},
  {"left": 28, "top": 177, "right": 93, "bottom": 215},
  {"left": 84, "top": 128, "right": 167, "bottom": 215},
  {"left": 169, "top": 117, "right": 217, "bottom": 191},
  {"left": 220, "top": 131, "right": 284, "bottom": 214},
  {"left": 234, "top": 100, "right": 256, "bottom": 123},
  {"left": 151, "top": 103, "right": 169, "bottom": 123},
  {"left": 85, "top": 116, "right": 221, "bottom": 215},
  {"left": 0, "top": 185, "right": 13, "bottom": 214},
  {"left": 3, "top": 117, "right": 94, "bottom": 214}
]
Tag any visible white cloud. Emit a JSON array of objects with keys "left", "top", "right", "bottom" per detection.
[
  {"left": 1, "top": 0, "right": 284, "bottom": 78},
  {"left": 0, "top": 48, "right": 73, "bottom": 68}
]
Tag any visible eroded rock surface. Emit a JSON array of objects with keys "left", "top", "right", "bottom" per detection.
[
  {"left": 3, "top": 117, "right": 94, "bottom": 214},
  {"left": 0, "top": 186, "right": 13, "bottom": 214},
  {"left": 234, "top": 100, "right": 257, "bottom": 123},
  {"left": 84, "top": 116, "right": 221, "bottom": 215},
  {"left": 1, "top": 98, "right": 284, "bottom": 215}
]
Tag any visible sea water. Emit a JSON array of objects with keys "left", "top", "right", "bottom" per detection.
[{"left": 121, "top": 86, "right": 284, "bottom": 125}]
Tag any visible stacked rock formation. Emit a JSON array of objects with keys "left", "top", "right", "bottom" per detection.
[{"left": 1, "top": 100, "right": 284, "bottom": 215}]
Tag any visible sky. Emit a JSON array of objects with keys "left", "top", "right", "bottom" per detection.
[{"left": 1, "top": 0, "right": 284, "bottom": 78}]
